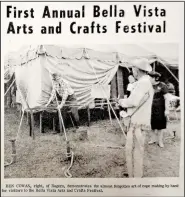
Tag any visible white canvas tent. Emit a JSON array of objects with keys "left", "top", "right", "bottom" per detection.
[
  {"left": 4, "top": 44, "right": 179, "bottom": 110},
  {"left": 5, "top": 45, "right": 120, "bottom": 109}
]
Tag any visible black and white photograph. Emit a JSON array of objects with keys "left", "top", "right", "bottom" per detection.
[
  {"left": 1, "top": 1, "right": 184, "bottom": 196},
  {"left": 4, "top": 43, "right": 181, "bottom": 178}
]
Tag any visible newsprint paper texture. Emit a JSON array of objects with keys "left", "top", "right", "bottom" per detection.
[{"left": 1, "top": 0, "right": 184, "bottom": 196}]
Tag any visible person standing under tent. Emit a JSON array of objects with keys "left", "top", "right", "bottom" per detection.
[
  {"left": 118, "top": 58, "right": 154, "bottom": 178},
  {"left": 148, "top": 71, "right": 170, "bottom": 148},
  {"left": 126, "top": 74, "right": 136, "bottom": 97},
  {"left": 45, "top": 73, "right": 81, "bottom": 131},
  {"left": 165, "top": 79, "right": 176, "bottom": 95}
]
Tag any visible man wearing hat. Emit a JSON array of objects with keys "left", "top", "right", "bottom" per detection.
[
  {"left": 118, "top": 58, "right": 154, "bottom": 178},
  {"left": 45, "top": 73, "right": 80, "bottom": 131}
]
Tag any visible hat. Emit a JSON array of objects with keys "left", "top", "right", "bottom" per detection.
[
  {"left": 131, "top": 58, "right": 152, "bottom": 72},
  {"left": 52, "top": 73, "right": 62, "bottom": 79}
]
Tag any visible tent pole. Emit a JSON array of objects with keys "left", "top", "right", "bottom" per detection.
[
  {"left": 87, "top": 106, "right": 91, "bottom": 127},
  {"left": 17, "top": 85, "right": 35, "bottom": 139},
  {"left": 53, "top": 116, "right": 56, "bottom": 132},
  {"left": 28, "top": 110, "right": 33, "bottom": 135},
  {"left": 107, "top": 102, "right": 112, "bottom": 125},
  {"left": 40, "top": 112, "right": 44, "bottom": 133},
  {"left": 30, "top": 110, "right": 35, "bottom": 140},
  {"left": 89, "top": 61, "right": 126, "bottom": 140}
]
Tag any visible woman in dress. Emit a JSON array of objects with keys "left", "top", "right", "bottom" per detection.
[{"left": 148, "top": 71, "right": 170, "bottom": 148}]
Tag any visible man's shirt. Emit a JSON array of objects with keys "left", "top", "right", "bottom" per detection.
[
  {"left": 119, "top": 75, "right": 154, "bottom": 128},
  {"left": 48, "top": 78, "right": 74, "bottom": 107}
]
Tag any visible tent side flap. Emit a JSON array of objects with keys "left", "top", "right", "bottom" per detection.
[
  {"left": 15, "top": 57, "right": 42, "bottom": 109},
  {"left": 39, "top": 55, "right": 119, "bottom": 108}
]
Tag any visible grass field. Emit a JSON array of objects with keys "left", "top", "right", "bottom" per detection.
[{"left": 4, "top": 108, "right": 181, "bottom": 178}]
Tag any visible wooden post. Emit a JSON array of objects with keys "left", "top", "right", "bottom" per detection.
[
  {"left": 7, "top": 85, "right": 11, "bottom": 108},
  {"left": 107, "top": 99, "right": 112, "bottom": 125},
  {"left": 53, "top": 117, "right": 55, "bottom": 132},
  {"left": 26, "top": 111, "right": 29, "bottom": 125},
  {"left": 66, "top": 141, "right": 71, "bottom": 161},
  {"left": 111, "top": 73, "right": 117, "bottom": 99},
  {"left": 117, "top": 67, "right": 124, "bottom": 98},
  {"left": 40, "top": 112, "right": 44, "bottom": 133},
  {"left": 58, "top": 110, "right": 63, "bottom": 134},
  {"left": 69, "top": 113, "right": 75, "bottom": 128},
  {"left": 29, "top": 112, "right": 32, "bottom": 137},
  {"left": 9, "top": 139, "right": 16, "bottom": 163},
  {"left": 87, "top": 107, "right": 91, "bottom": 127},
  {"left": 30, "top": 111, "right": 35, "bottom": 140}
]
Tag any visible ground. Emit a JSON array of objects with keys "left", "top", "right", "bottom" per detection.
[{"left": 4, "top": 108, "right": 181, "bottom": 178}]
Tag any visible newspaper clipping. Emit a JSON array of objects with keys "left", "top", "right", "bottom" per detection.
[{"left": 1, "top": 1, "right": 184, "bottom": 196}]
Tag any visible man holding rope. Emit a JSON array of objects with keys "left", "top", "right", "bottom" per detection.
[
  {"left": 45, "top": 73, "right": 81, "bottom": 131},
  {"left": 118, "top": 58, "right": 154, "bottom": 178}
]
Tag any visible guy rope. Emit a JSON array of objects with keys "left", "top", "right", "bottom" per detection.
[
  {"left": 46, "top": 54, "right": 74, "bottom": 178},
  {"left": 4, "top": 84, "right": 30, "bottom": 167},
  {"left": 84, "top": 52, "right": 127, "bottom": 141},
  {"left": 4, "top": 53, "right": 31, "bottom": 167},
  {"left": 5, "top": 49, "right": 75, "bottom": 178}
]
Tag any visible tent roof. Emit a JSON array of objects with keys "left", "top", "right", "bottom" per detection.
[
  {"left": 4, "top": 44, "right": 178, "bottom": 69},
  {"left": 58, "top": 44, "right": 154, "bottom": 57},
  {"left": 139, "top": 43, "right": 178, "bottom": 60},
  {"left": 138, "top": 43, "right": 178, "bottom": 68}
]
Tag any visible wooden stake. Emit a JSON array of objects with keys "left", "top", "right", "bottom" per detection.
[{"left": 9, "top": 139, "right": 16, "bottom": 163}]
